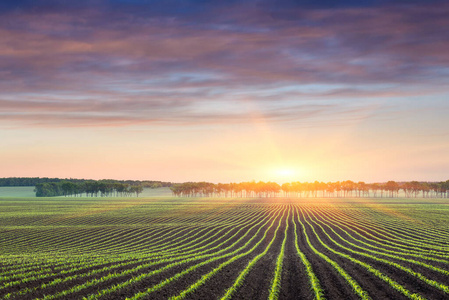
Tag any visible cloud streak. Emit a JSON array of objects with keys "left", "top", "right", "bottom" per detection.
[
  {"left": 0, "top": 99, "right": 378, "bottom": 129},
  {"left": 1, "top": 1, "right": 448, "bottom": 128}
]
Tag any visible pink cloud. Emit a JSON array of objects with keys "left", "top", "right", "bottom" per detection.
[{"left": 0, "top": 2, "right": 448, "bottom": 128}]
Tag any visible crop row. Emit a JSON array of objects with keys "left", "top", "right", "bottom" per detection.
[{"left": 1, "top": 197, "right": 449, "bottom": 299}]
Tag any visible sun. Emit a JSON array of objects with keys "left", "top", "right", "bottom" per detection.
[
  {"left": 276, "top": 168, "right": 295, "bottom": 177},
  {"left": 269, "top": 167, "right": 300, "bottom": 183}
]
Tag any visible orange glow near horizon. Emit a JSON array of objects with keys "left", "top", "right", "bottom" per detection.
[
  {"left": 1, "top": 121, "right": 448, "bottom": 184},
  {"left": 269, "top": 167, "right": 302, "bottom": 183},
  {"left": 1, "top": 3, "right": 449, "bottom": 184}
]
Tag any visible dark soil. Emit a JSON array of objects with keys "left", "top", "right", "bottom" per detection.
[
  {"left": 278, "top": 217, "right": 315, "bottom": 300},
  {"left": 4, "top": 202, "right": 449, "bottom": 300}
]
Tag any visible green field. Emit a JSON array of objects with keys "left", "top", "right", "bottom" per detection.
[
  {"left": 1, "top": 196, "right": 449, "bottom": 299},
  {"left": 0, "top": 187, "right": 173, "bottom": 198},
  {"left": 0, "top": 187, "right": 36, "bottom": 198}
]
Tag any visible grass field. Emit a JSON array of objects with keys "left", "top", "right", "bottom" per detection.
[
  {"left": 0, "top": 187, "right": 36, "bottom": 198},
  {"left": 0, "top": 187, "right": 173, "bottom": 198},
  {"left": 1, "top": 196, "right": 449, "bottom": 299}
]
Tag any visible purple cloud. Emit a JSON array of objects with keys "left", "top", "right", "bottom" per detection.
[{"left": 0, "top": 1, "right": 448, "bottom": 128}]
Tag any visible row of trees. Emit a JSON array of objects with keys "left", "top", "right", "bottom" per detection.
[
  {"left": 0, "top": 177, "right": 172, "bottom": 188},
  {"left": 170, "top": 180, "right": 449, "bottom": 198},
  {"left": 0, "top": 177, "right": 68, "bottom": 187},
  {"left": 35, "top": 181, "right": 144, "bottom": 197}
]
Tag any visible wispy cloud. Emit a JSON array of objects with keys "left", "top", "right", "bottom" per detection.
[
  {"left": 1, "top": 1, "right": 448, "bottom": 128},
  {"left": 0, "top": 98, "right": 377, "bottom": 128}
]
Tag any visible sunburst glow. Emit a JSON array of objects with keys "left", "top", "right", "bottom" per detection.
[
  {"left": 276, "top": 168, "right": 295, "bottom": 177},
  {"left": 0, "top": 1, "right": 447, "bottom": 183},
  {"left": 269, "top": 167, "right": 301, "bottom": 183}
]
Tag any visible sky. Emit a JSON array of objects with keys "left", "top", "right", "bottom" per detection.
[{"left": 1, "top": 0, "right": 448, "bottom": 183}]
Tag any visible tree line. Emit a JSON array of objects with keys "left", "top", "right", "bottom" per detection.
[
  {"left": 170, "top": 180, "right": 449, "bottom": 198},
  {"left": 0, "top": 177, "right": 172, "bottom": 188},
  {"left": 34, "top": 180, "right": 147, "bottom": 197}
]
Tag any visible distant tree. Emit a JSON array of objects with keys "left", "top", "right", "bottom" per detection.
[
  {"left": 129, "top": 185, "right": 144, "bottom": 197},
  {"left": 341, "top": 180, "right": 355, "bottom": 197},
  {"left": 34, "top": 178, "right": 449, "bottom": 199},
  {"left": 385, "top": 181, "right": 399, "bottom": 197},
  {"left": 150, "top": 182, "right": 162, "bottom": 189},
  {"left": 60, "top": 181, "right": 78, "bottom": 196},
  {"left": 281, "top": 183, "right": 291, "bottom": 197},
  {"left": 326, "top": 182, "right": 335, "bottom": 197},
  {"left": 409, "top": 181, "right": 421, "bottom": 198},
  {"left": 170, "top": 184, "right": 182, "bottom": 197}
]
